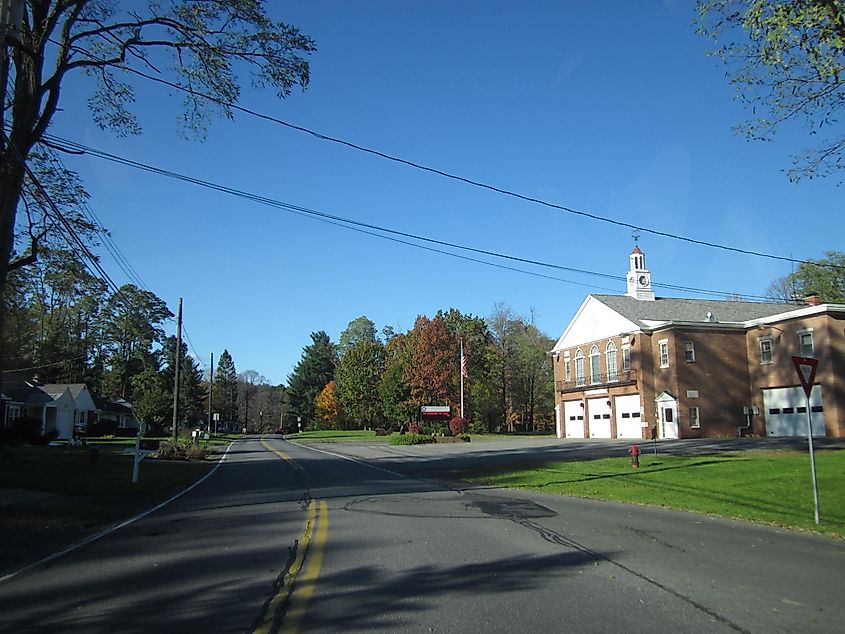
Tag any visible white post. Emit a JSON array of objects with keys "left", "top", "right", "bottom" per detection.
[
  {"left": 806, "top": 393, "right": 820, "bottom": 524},
  {"left": 460, "top": 338, "right": 465, "bottom": 419},
  {"left": 132, "top": 431, "right": 141, "bottom": 484}
]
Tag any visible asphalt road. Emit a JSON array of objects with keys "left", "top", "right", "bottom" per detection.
[{"left": 1, "top": 436, "right": 843, "bottom": 633}]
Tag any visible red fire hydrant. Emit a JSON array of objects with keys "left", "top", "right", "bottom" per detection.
[{"left": 629, "top": 444, "right": 640, "bottom": 468}]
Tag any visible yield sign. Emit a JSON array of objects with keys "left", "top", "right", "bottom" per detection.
[{"left": 792, "top": 356, "right": 818, "bottom": 399}]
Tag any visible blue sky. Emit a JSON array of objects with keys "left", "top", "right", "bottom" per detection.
[{"left": 50, "top": 1, "right": 843, "bottom": 385}]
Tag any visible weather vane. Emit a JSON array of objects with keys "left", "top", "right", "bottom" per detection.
[{"left": 632, "top": 228, "right": 640, "bottom": 245}]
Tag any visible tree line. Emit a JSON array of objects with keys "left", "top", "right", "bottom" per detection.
[{"left": 286, "top": 306, "right": 556, "bottom": 434}]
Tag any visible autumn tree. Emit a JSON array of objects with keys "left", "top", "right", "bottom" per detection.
[
  {"left": 314, "top": 380, "right": 341, "bottom": 429},
  {"left": 507, "top": 318, "right": 555, "bottom": 431},
  {"left": 404, "top": 315, "right": 457, "bottom": 407},
  {"left": 697, "top": 1, "right": 845, "bottom": 180}
]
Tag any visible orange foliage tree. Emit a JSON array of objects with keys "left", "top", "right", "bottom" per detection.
[
  {"left": 403, "top": 315, "right": 458, "bottom": 406},
  {"left": 314, "top": 380, "right": 342, "bottom": 429}
]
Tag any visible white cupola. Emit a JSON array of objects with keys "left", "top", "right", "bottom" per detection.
[{"left": 626, "top": 245, "right": 655, "bottom": 301}]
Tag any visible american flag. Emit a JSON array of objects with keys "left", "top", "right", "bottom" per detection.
[{"left": 461, "top": 349, "right": 468, "bottom": 378}]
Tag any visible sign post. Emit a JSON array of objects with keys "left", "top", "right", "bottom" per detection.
[{"left": 792, "top": 356, "right": 820, "bottom": 525}]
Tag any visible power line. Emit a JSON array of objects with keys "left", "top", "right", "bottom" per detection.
[
  {"left": 51, "top": 38, "right": 840, "bottom": 272},
  {"left": 48, "top": 134, "right": 776, "bottom": 301}
]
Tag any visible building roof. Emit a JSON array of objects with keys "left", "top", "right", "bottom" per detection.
[
  {"left": 42, "top": 383, "right": 89, "bottom": 399},
  {"left": 591, "top": 295, "right": 792, "bottom": 327}
]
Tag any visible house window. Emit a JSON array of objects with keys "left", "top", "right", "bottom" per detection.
[
  {"left": 659, "top": 339, "right": 669, "bottom": 368},
  {"left": 622, "top": 346, "right": 631, "bottom": 372},
  {"left": 759, "top": 337, "right": 772, "bottom": 364},
  {"left": 589, "top": 344, "right": 601, "bottom": 384},
  {"left": 564, "top": 358, "right": 571, "bottom": 382},
  {"left": 689, "top": 407, "right": 700, "bottom": 429},
  {"left": 606, "top": 342, "right": 617, "bottom": 381},
  {"left": 798, "top": 331, "right": 814, "bottom": 357},
  {"left": 7, "top": 405, "right": 21, "bottom": 423},
  {"left": 685, "top": 341, "right": 695, "bottom": 363},
  {"left": 575, "top": 349, "right": 585, "bottom": 386}
]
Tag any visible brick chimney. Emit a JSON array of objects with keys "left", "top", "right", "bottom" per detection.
[{"left": 804, "top": 294, "right": 822, "bottom": 306}]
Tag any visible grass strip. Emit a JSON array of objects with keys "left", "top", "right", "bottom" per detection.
[{"left": 462, "top": 449, "right": 845, "bottom": 539}]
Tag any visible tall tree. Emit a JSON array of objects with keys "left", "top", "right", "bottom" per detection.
[
  {"left": 487, "top": 303, "right": 515, "bottom": 430},
  {"left": 0, "top": 1, "right": 315, "bottom": 299},
  {"left": 507, "top": 317, "right": 555, "bottom": 431},
  {"left": 238, "top": 369, "right": 267, "bottom": 431},
  {"left": 697, "top": 0, "right": 845, "bottom": 180},
  {"left": 335, "top": 340, "right": 385, "bottom": 429},
  {"left": 337, "top": 316, "right": 377, "bottom": 359},
  {"left": 100, "top": 285, "right": 172, "bottom": 400},
  {"left": 213, "top": 349, "right": 238, "bottom": 425},
  {"left": 380, "top": 332, "right": 415, "bottom": 425},
  {"left": 404, "top": 315, "right": 457, "bottom": 407},
  {"left": 286, "top": 331, "right": 336, "bottom": 425},
  {"left": 768, "top": 251, "right": 845, "bottom": 302}
]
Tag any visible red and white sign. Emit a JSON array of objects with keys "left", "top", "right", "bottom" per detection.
[{"left": 791, "top": 356, "right": 818, "bottom": 399}]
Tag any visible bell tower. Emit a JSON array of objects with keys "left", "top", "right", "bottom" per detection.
[{"left": 626, "top": 245, "right": 655, "bottom": 301}]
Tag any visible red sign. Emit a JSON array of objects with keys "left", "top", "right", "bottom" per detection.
[{"left": 791, "top": 356, "right": 818, "bottom": 399}]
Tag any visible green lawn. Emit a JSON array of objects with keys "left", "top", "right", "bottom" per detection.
[
  {"left": 0, "top": 443, "right": 214, "bottom": 569},
  {"left": 286, "top": 429, "right": 381, "bottom": 442},
  {"left": 462, "top": 449, "right": 845, "bottom": 538}
]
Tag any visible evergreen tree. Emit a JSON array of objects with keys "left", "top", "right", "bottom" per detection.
[
  {"left": 287, "top": 331, "right": 336, "bottom": 426},
  {"left": 214, "top": 350, "right": 238, "bottom": 426}
]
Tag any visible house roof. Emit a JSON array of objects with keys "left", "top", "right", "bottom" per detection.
[
  {"left": 591, "top": 295, "right": 791, "bottom": 327},
  {"left": 43, "top": 383, "right": 89, "bottom": 399}
]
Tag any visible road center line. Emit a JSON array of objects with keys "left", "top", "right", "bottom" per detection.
[{"left": 282, "top": 500, "right": 329, "bottom": 634}]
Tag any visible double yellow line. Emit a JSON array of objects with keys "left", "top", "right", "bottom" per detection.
[{"left": 256, "top": 440, "right": 329, "bottom": 634}]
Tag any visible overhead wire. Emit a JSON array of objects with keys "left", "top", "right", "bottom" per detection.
[
  {"left": 47, "top": 133, "right": 776, "bottom": 301},
  {"left": 50, "top": 37, "right": 843, "bottom": 273}
]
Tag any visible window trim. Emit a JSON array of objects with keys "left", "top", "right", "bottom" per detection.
[
  {"left": 589, "top": 344, "right": 601, "bottom": 384},
  {"left": 798, "top": 330, "right": 814, "bottom": 357},
  {"left": 759, "top": 336, "right": 773, "bottom": 365},
  {"left": 622, "top": 345, "right": 631, "bottom": 372},
  {"left": 574, "top": 349, "right": 585, "bottom": 386},
  {"left": 689, "top": 406, "right": 700, "bottom": 429},
  {"left": 605, "top": 341, "right": 618, "bottom": 381},
  {"left": 684, "top": 341, "right": 695, "bottom": 363},
  {"left": 659, "top": 339, "right": 669, "bottom": 368}
]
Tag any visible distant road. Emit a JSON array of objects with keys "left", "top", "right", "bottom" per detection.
[{"left": 0, "top": 436, "right": 843, "bottom": 632}]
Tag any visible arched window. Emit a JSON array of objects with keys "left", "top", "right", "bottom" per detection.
[
  {"left": 575, "top": 349, "right": 585, "bottom": 386},
  {"left": 589, "top": 345, "right": 600, "bottom": 384},
  {"left": 606, "top": 341, "right": 617, "bottom": 381}
]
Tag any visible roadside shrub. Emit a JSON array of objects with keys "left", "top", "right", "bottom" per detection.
[
  {"left": 469, "top": 420, "right": 486, "bottom": 435},
  {"left": 156, "top": 440, "right": 187, "bottom": 460},
  {"left": 420, "top": 425, "right": 433, "bottom": 436},
  {"left": 449, "top": 416, "right": 468, "bottom": 436},
  {"left": 186, "top": 445, "right": 207, "bottom": 460},
  {"left": 374, "top": 427, "right": 391, "bottom": 436},
  {"left": 408, "top": 422, "right": 421, "bottom": 435},
  {"left": 389, "top": 433, "right": 434, "bottom": 446},
  {"left": 433, "top": 424, "right": 449, "bottom": 437}
]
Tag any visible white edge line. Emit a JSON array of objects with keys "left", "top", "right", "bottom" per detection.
[
  {"left": 286, "top": 439, "right": 407, "bottom": 479},
  {"left": 0, "top": 440, "right": 238, "bottom": 585}
]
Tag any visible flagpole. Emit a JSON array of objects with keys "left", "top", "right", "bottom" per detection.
[{"left": 460, "top": 338, "right": 465, "bottom": 419}]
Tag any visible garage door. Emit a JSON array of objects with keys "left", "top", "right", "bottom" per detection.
[
  {"left": 587, "top": 398, "right": 612, "bottom": 438},
  {"left": 563, "top": 400, "right": 585, "bottom": 438},
  {"left": 615, "top": 394, "right": 643, "bottom": 439},
  {"left": 763, "top": 386, "right": 825, "bottom": 437}
]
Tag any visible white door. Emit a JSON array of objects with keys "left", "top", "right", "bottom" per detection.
[
  {"left": 563, "top": 400, "right": 585, "bottom": 438},
  {"left": 555, "top": 404, "right": 562, "bottom": 439},
  {"left": 587, "top": 397, "right": 612, "bottom": 438},
  {"left": 763, "top": 386, "right": 825, "bottom": 437},
  {"left": 659, "top": 402, "right": 678, "bottom": 439},
  {"left": 615, "top": 394, "right": 643, "bottom": 439}
]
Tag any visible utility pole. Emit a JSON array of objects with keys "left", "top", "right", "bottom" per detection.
[
  {"left": 207, "top": 351, "right": 213, "bottom": 436},
  {"left": 171, "top": 298, "right": 182, "bottom": 440}
]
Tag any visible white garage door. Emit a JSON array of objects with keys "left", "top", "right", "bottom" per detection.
[
  {"left": 587, "top": 398, "right": 612, "bottom": 438},
  {"left": 615, "top": 394, "right": 643, "bottom": 439},
  {"left": 563, "top": 400, "right": 585, "bottom": 438},
  {"left": 763, "top": 386, "right": 825, "bottom": 437}
]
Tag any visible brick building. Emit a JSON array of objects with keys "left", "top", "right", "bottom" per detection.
[{"left": 551, "top": 247, "right": 845, "bottom": 439}]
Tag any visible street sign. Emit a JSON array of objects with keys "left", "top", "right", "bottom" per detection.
[{"left": 791, "top": 356, "right": 818, "bottom": 398}]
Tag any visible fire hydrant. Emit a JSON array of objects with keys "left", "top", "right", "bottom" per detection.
[{"left": 629, "top": 444, "right": 640, "bottom": 468}]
